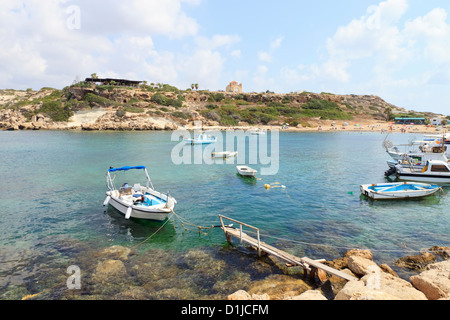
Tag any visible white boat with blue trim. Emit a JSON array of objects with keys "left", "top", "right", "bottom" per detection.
[
  {"left": 103, "top": 166, "right": 176, "bottom": 221},
  {"left": 360, "top": 182, "right": 442, "bottom": 200}
]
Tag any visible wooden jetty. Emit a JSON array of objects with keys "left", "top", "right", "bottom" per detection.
[{"left": 219, "top": 215, "right": 358, "bottom": 282}]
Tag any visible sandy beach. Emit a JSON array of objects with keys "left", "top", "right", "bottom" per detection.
[{"left": 190, "top": 119, "right": 446, "bottom": 135}]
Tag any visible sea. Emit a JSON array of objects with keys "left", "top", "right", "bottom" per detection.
[{"left": 0, "top": 129, "right": 448, "bottom": 300}]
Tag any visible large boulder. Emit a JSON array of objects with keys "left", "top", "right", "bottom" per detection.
[
  {"left": 347, "top": 256, "right": 379, "bottom": 276},
  {"left": 335, "top": 271, "right": 427, "bottom": 300},
  {"left": 288, "top": 290, "right": 328, "bottom": 300},
  {"left": 410, "top": 260, "right": 450, "bottom": 300}
]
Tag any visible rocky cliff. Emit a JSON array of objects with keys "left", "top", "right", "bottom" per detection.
[{"left": 0, "top": 85, "right": 426, "bottom": 131}]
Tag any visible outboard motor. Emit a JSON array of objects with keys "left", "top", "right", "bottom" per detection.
[{"left": 385, "top": 167, "right": 396, "bottom": 177}]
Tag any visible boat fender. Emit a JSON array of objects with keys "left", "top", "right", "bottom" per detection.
[
  {"left": 125, "top": 207, "right": 132, "bottom": 220},
  {"left": 103, "top": 196, "right": 111, "bottom": 206}
]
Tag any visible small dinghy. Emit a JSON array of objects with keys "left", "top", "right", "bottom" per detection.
[
  {"left": 236, "top": 166, "right": 257, "bottom": 177},
  {"left": 360, "top": 182, "right": 441, "bottom": 200},
  {"left": 212, "top": 151, "right": 238, "bottom": 159},
  {"left": 104, "top": 166, "right": 176, "bottom": 221}
]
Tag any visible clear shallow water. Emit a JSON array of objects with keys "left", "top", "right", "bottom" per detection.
[{"left": 0, "top": 130, "right": 448, "bottom": 298}]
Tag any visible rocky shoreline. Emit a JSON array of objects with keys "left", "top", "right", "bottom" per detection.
[
  {"left": 228, "top": 246, "right": 450, "bottom": 300},
  {"left": 15, "top": 243, "right": 447, "bottom": 301}
]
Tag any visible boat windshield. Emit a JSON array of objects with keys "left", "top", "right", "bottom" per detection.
[{"left": 108, "top": 166, "right": 146, "bottom": 172}]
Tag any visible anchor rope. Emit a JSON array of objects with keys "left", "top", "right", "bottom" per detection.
[{"left": 239, "top": 227, "right": 444, "bottom": 255}]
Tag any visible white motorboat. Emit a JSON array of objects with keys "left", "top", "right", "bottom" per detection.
[
  {"left": 212, "top": 151, "right": 238, "bottom": 159},
  {"left": 360, "top": 182, "right": 441, "bottom": 200},
  {"left": 104, "top": 166, "right": 176, "bottom": 221},
  {"left": 395, "top": 160, "right": 450, "bottom": 184},
  {"left": 184, "top": 132, "right": 216, "bottom": 145},
  {"left": 249, "top": 128, "right": 266, "bottom": 135},
  {"left": 385, "top": 151, "right": 449, "bottom": 170},
  {"left": 236, "top": 166, "right": 257, "bottom": 177},
  {"left": 383, "top": 134, "right": 449, "bottom": 177}
]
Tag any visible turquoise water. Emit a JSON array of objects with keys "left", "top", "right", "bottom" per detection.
[{"left": 0, "top": 130, "right": 449, "bottom": 298}]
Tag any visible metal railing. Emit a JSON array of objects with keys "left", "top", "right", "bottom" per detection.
[{"left": 219, "top": 215, "right": 261, "bottom": 256}]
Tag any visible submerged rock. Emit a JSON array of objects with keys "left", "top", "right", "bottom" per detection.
[{"left": 396, "top": 252, "right": 437, "bottom": 271}]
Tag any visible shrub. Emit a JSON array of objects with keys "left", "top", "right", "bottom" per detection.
[
  {"left": 84, "top": 93, "right": 118, "bottom": 107},
  {"left": 38, "top": 100, "right": 74, "bottom": 122},
  {"left": 172, "top": 111, "right": 189, "bottom": 120}
]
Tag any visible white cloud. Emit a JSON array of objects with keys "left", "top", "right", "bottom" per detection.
[
  {"left": 270, "top": 36, "right": 284, "bottom": 50},
  {"left": 258, "top": 51, "right": 273, "bottom": 62},
  {"left": 0, "top": 0, "right": 202, "bottom": 89},
  {"left": 231, "top": 50, "right": 242, "bottom": 59}
]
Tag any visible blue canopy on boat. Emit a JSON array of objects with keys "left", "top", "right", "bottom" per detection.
[{"left": 108, "top": 166, "right": 146, "bottom": 172}]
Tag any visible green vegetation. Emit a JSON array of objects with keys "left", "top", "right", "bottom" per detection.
[
  {"left": 150, "top": 93, "right": 183, "bottom": 108},
  {"left": 38, "top": 100, "right": 73, "bottom": 122},
  {"left": 200, "top": 98, "right": 353, "bottom": 126}
]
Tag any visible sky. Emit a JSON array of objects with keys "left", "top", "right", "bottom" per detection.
[{"left": 1, "top": 0, "right": 450, "bottom": 115}]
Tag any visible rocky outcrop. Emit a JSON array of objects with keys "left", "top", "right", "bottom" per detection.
[
  {"left": 228, "top": 248, "right": 449, "bottom": 300},
  {"left": 396, "top": 252, "right": 437, "bottom": 271},
  {"left": 410, "top": 260, "right": 450, "bottom": 300},
  {"left": 80, "top": 112, "right": 178, "bottom": 131}
]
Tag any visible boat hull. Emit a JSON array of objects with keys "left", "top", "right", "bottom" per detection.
[
  {"left": 212, "top": 151, "right": 238, "bottom": 159},
  {"left": 236, "top": 166, "right": 257, "bottom": 177},
  {"left": 360, "top": 182, "right": 441, "bottom": 200},
  {"left": 395, "top": 173, "right": 450, "bottom": 184},
  {"left": 106, "top": 192, "right": 175, "bottom": 221}
]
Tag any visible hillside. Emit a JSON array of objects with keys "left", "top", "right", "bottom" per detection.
[{"left": 0, "top": 83, "right": 437, "bottom": 131}]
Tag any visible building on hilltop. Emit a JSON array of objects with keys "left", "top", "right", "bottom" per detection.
[
  {"left": 85, "top": 77, "right": 143, "bottom": 87},
  {"left": 226, "top": 81, "right": 243, "bottom": 93}
]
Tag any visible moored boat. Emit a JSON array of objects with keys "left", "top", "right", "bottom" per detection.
[
  {"left": 212, "top": 151, "right": 238, "bottom": 159},
  {"left": 104, "top": 166, "right": 176, "bottom": 221},
  {"left": 184, "top": 132, "right": 216, "bottom": 145},
  {"left": 236, "top": 166, "right": 257, "bottom": 177},
  {"left": 360, "top": 182, "right": 442, "bottom": 200},
  {"left": 395, "top": 160, "right": 450, "bottom": 184}
]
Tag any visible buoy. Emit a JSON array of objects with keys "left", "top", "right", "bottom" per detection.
[
  {"left": 125, "top": 207, "right": 132, "bottom": 220},
  {"left": 264, "top": 184, "right": 271, "bottom": 190},
  {"left": 103, "top": 196, "right": 111, "bottom": 206}
]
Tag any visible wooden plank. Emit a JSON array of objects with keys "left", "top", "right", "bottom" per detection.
[{"left": 222, "top": 226, "right": 358, "bottom": 282}]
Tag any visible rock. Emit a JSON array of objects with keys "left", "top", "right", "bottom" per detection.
[
  {"left": 94, "top": 259, "right": 127, "bottom": 282},
  {"left": 396, "top": 252, "right": 437, "bottom": 271},
  {"left": 251, "top": 293, "right": 271, "bottom": 300},
  {"left": 410, "top": 260, "right": 450, "bottom": 300},
  {"left": 429, "top": 246, "right": 450, "bottom": 259},
  {"left": 335, "top": 280, "right": 366, "bottom": 300},
  {"left": 228, "top": 290, "right": 252, "bottom": 300},
  {"left": 349, "top": 289, "right": 401, "bottom": 300},
  {"left": 247, "top": 274, "right": 312, "bottom": 300},
  {"left": 344, "top": 249, "right": 373, "bottom": 260},
  {"left": 98, "top": 245, "right": 132, "bottom": 261},
  {"left": 379, "top": 264, "right": 399, "bottom": 277},
  {"left": 335, "top": 271, "right": 427, "bottom": 300},
  {"left": 289, "top": 290, "right": 328, "bottom": 300},
  {"left": 347, "top": 256, "right": 378, "bottom": 276},
  {"left": 227, "top": 290, "right": 271, "bottom": 300}
]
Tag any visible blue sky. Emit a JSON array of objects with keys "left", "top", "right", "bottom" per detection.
[{"left": 1, "top": 0, "right": 450, "bottom": 115}]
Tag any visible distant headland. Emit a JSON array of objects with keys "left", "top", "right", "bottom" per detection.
[{"left": 1, "top": 77, "right": 448, "bottom": 132}]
